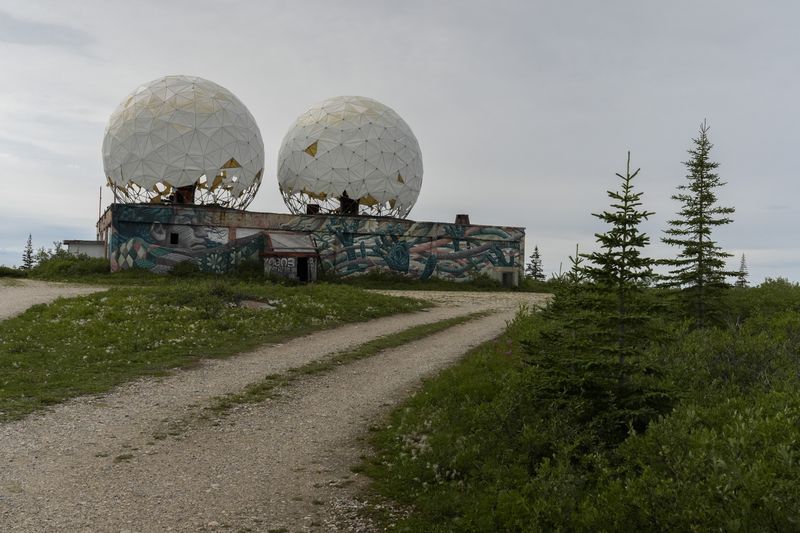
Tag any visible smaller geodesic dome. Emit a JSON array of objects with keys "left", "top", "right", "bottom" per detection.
[
  {"left": 277, "top": 95, "right": 423, "bottom": 218},
  {"left": 102, "top": 75, "right": 264, "bottom": 209}
]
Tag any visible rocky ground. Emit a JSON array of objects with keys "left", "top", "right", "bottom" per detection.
[{"left": 0, "top": 285, "right": 548, "bottom": 532}]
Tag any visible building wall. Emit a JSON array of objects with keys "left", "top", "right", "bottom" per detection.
[
  {"left": 100, "top": 204, "right": 525, "bottom": 283},
  {"left": 65, "top": 241, "right": 106, "bottom": 258}
]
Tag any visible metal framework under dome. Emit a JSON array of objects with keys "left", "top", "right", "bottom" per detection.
[
  {"left": 277, "top": 95, "right": 423, "bottom": 218},
  {"left": 102, "top": 75, "right": 265, "bottom": 210}
]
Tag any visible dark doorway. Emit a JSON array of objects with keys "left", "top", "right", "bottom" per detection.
[
  {"left": 297, "top": 257, "right": 309, "bottom": 282},
  {"left": 502, "top": 272, "right": 514, "bottom": 288}
]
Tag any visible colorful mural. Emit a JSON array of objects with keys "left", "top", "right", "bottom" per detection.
[
  {"left": 101, "top": 205, "right": 524, "bottom": 283},
  {"left": 280, "top": 215, "right": 523, "bottom": 282},
  {"left": 108, "top": 206, "right": 264, "bottom": 274}
]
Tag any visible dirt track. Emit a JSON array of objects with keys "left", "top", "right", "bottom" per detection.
[
  {"left": 0, "top": 287, "right": 548, "bottom": 532},
  {"left": 0, "top": 279, "right": 105, "bottom": 320}
]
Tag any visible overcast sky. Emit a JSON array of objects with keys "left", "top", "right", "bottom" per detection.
[{"left": 0, "top": 0, "right": 797, "bottom": 283}]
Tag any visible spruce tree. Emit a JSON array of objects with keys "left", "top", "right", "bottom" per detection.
[
  {"left": 583, "top": 152, "right": 655, "bottom": 366},
  {"left": 524, "top": 156, "right": 670, "bottom": 445},
  {"left": 661, "top": 120, "right": 736, "bottom": 326},
  {"left": 21, "top": 234, "right": 34, "bottom": 270},
  {"left": 565, "top": 243, "right": 585, "bottom": 285},
  {"left": 581, "top": 152, "right": 668, "bottom": 438},
  {"left": 524, "top": 244, "right": 590, "bottom": 366},
  {"left": 526, "top": 245, "right": 546, "bottom": 281},
  {"left": 735, "top": 253, "right": 749, "bottom": 288}
]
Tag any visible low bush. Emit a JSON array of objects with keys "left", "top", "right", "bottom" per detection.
[
  {"left": 583, "top": 389, "right": 800, "bottom": 531},
  {"left": 652, "top": 311, "right": 800, "bottom": 400},
  {"left": 0, "top": 266, "right": 25, "bottom": 278},
  {"left": 364, "top": 284, "right": 800, "bottom": 531},
  {"left": 722, "top": 277, "right": 800, "bottom": 324},
  {"left": 30, "top": 255, "right": 110, "bottom": 278}
]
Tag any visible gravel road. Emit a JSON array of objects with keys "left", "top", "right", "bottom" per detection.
[
  {"left": 0, "top": 289, "right": 549, "bottom": 532},
  {"left": 0, "top": 279, "right": 106, "bottom": 320}
]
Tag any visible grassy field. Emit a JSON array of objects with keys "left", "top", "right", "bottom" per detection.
[
  {"left": 323, "top": 270, "right": 552, "bottom": 293},
  {"left": 0, "top": 280, "right": 428, "bottom": 422},
  {"left": 362, "top": 280, "right": 800, "bottom": 531}
]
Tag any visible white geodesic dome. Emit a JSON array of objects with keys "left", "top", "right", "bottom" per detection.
[
  {"left": 277, "top": 95, "right": 423, "bottom": 218},
  {"left": 102, "top": 75, "right": 265, "bottom": 209}
]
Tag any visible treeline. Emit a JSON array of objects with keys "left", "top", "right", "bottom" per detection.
[{"left": 365, "top": 123, "right": 800, "bottom": 530}]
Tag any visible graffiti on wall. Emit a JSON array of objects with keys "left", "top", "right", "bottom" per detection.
[
  {"left": 280, "top": 215, "right": 523, "bottom": 281},
  {"left": 106, "top": 205, "right": 523, "bottom": 280},
  {"left": 264, "top": 256, "right": 295, "bottom": 276},
  {"left": 110, "top": 205, "right": 264, "bottom": 274}
]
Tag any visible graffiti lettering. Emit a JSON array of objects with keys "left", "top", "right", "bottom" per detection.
[{"left": 264, "top": 256, "right": 296, "bottom": 275}]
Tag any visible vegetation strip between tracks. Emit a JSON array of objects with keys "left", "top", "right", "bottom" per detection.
[
  {"left": 202, "top": 310, "right": 492, "bottom": 418},
  {"left": 150, "top": 310, "right": 491, "bottom": 441}
]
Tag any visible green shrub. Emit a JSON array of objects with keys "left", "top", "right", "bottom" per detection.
[
  {"left": 721, "top": 278, "right": 800, "bottom": 324},
  {"left": 365, "top": 285, "right": 800, "bottom": 531},
  {"left": 30, "top": 255, "right": 109, "bottom": 278},
  {"left": 652, "top": 310, "right": 800, "bottom": 399},
  {"left": 517, "top": 276, "right": 553, "bottom": 293},
  {"left": 582, "top": 390, "right": 800, "bottom": 531},
  {"left": 0, "top": 266, "right": 25, "bottom": 278}
]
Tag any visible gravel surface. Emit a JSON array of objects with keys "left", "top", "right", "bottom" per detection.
[
  {"left": 0, "top": 290, "right": 549, "bottom": 532},
  {"left": 0, "top": 279, "right": 106, "bottom": 321}
]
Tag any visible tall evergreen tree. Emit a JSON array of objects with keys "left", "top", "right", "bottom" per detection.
[
  {"left": 583, "top": 152, "right": 655, "bottom": 366},
  {"left": 21, "top": 234, "right": 34, "bottom": 270},
  {"left": 661, "top": 121, "right": 736, "bottom": 326},
  {"left": 526, "top": 245, "right": 546, "bottom": 281},
  {"left": 735, "top": 253, "right": 749, "bottom": 288},
  {"left": 524, "top": 155, "right": 670, "bottom": 444}
]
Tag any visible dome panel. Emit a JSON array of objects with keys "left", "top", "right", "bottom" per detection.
[
  {"left": 277, "top": 95, "right": 422, "bottom": 218},
  {"left": 102, "top": 75, "right": 264, "bottom": 209}
]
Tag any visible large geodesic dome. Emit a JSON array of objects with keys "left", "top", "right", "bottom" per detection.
[
  {"left": 102, "top": 75, "right": 264, "bottom": 209},
  {"left": 278, "top": 95, "right": 423, "bottom": 218}
]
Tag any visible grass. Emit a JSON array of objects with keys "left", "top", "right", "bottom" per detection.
[
  {"left": 322, "top": 270, "right": 552, "bottom": 293},
  {"left": 205, "top": 311, "right": 490, "bottom": 416},
  {"left": 0, "top": 280, "right": 429, "bottom": 422},
  {"left": 358, "top": 324, "right": 524, "bottom": 531},
  {"left": 359, "top": 283, "right": 800, "bottom": 531}
]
